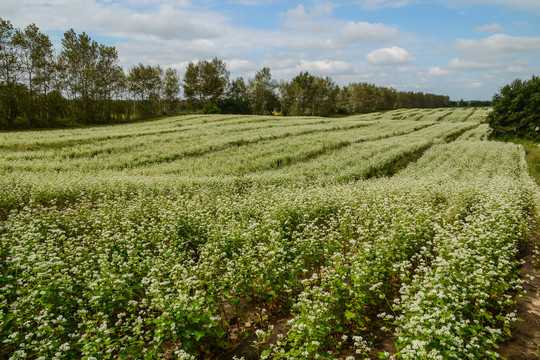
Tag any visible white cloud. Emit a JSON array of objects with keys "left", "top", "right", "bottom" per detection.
[
  {"left": 428, "top": 66, "right": 451, "bottom": 76},
  {"left": 227, "top": 59, "right": 256, "bottom": 72},
  {"left": 285, "top": 20, "right": 401, "bottom": 51},
  {"left": 280, "top": 3, "right": 335, "bottom": 32},
  {"left": 454, "top": 34, "right": 540, "bottom": 56},
  {"left": 288, "top": 38, "right": 337, "bottom": 50},
  {"left": 356, "top": 0, "right": 420, "bottom": 10},
  {"left": 299, "top": 59, "right": 352, "bottom": 74},
  {"left": 339, "top": 21, "right": 399, "bottom": 43},
  {"left": 278, "top": 3, "right": 402, "bottom": 51},
  {"left": 6, "top": 0, "right": 229, "bottom": 42},
  {"left": 506, "top": 65, "right": 531, "bottom": 74},
  {"left": 396, "top": 66, "right": 420, "bottom": 73},
  {"left": 447, "top": 34, "right": 540, "bottom": 78},
  {"left": 366, "top": 46, "right": 415, "bottom": 65},
  {"left": 0, "top": 0, "right": 19, "bottom": 17},
  {"left": 357, "top": 0, "right": 540, "bottom": 13},
  {"left": 267, "top": 56, "right": 353, "bottom": 78},
  {"left": 469, "top": 81, "right": 484, "bottom": 88},
  {"left": 448, "top": 58, "right": 502, "bottom": 70},
  {"left": 446, "top": 0, "right": 540, "bottom": 14},
  {"left": 474, "top": 23, "right": 503, "bottom": 33},
  {"left": 116, "top": 35, "right": 229, "bottom": 69},
  {"left": 228, "top": 0, "right": 273, "bottom": 5},
  {"left": 116, "top": 5, "right": 223, "bottom": 41}
]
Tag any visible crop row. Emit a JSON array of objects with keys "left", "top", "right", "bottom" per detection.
[
  {"left": 371, "top": 108, "right": 488, "bottom": 124},
  {"left": 456, "top": 124, "right": 490, "bottom": 141},
  {"left": 251, "top": 122, "right": 475, "bottom": 183},
  {"left": 1, "top": 117, "right": 369, "bottom": 170},
  {"left": 0, "top": 121, "right": 476, "bottom": 215},
  {"left": 131, "top": 121, "right": 442, "bottom": 178}
]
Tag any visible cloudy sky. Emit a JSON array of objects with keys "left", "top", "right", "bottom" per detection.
[{"left": 2, "top": 0, "right": 540, "bottom": 100}]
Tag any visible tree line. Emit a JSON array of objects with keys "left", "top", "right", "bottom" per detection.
[{"left": 1, "top": 18, "right": 457, "bottom": 130}]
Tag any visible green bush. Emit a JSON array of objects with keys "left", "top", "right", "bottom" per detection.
[
  {"left": 488, "top": 75, "right": 540, "bottom": 139},
  {"left": 203, "top": 102, "right": 221, "bottom": 114}
]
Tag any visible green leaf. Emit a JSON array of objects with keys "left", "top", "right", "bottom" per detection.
[
  {"left": 194, "top": 330, "right": 206, "bottom": 341},
  {"left": 345, "top": 310, "right": 356, "bottom": 320},
  {"left": 215, "top": 325, "right": 225, "bottom": 338}
]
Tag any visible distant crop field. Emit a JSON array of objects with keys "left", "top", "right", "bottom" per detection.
[{"left": 1, "top": 107, "right": 537, "bottom": 359}]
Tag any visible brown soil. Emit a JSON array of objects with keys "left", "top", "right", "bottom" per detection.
[
  {"left": 499, "top": 235, "right": 540, "bottom": 359},
  {"left": 219, "top": 314, "right": 397, "bottom": 360},
  {"left": 219, "top": 317, "right": 290, "bottom": 360}
]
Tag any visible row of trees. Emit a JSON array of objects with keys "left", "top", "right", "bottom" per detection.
[
  {"left": 182, "top": 62, "right": 452, "bottom": 117},
  {"left": 0, "top": 18, "right": 182, "bottom": 129},
  {"left": 1, "top": 17, "right": 454, "bottom": 130}
]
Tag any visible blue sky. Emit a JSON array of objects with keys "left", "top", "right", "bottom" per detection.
[{"left": 2, "top": 0, "right": 540, "bottom": 100}]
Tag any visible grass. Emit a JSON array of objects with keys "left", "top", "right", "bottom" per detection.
[{"left": 513, "top": 139, "right": 540, "bottom": 184}]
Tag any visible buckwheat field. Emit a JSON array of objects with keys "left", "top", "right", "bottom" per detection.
[{"left": 1, "top": 107, "right": 537, "bottom": 359}]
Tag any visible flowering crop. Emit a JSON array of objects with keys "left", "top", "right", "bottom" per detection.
[{"left": 1, "top": 108, "right": 538, "bottom": 359}]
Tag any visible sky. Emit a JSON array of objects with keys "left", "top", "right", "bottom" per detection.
[{"left": 1, "top": 0, "right": 540, "bottom": 100}]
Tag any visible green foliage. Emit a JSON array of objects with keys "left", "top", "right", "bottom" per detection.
[
  {"left": 163, "top": 67, "right": 181, "bottom": 113},
  {"left": 203, "top": 102, "right": 221, "bottom": 114},
  {"left": 280, "top": 71, "right": 339, "bottom": 116},
  {"left": 248, "top": 67, "right": 279, "bottom": 115},
  {"left": 488, "top": 75, "right": 540, "bottom": 139},
  {"left": 126, "top": 63, "right": 164, "bottom": 118},
  {"left": 219, "top": 77, "right": 251, "bottom": 114},
  {"left": 183, "top": 58, "right": 230, "bottom": 111}
]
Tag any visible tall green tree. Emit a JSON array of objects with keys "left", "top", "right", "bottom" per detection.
[
  {"left": 0, "top": 18, "right": 21, "bottom": 127},
  {"left": 280, "top": 72, "right": 339, "bottom": 116},
  {"left": 311, "top": 75, "right": 339, "bottom": 116},
  {"left": 280, "top": 71, "right": 314, "bottom": 116},
  {"left": 219, "top": 77, "right": 250, "bottom": 114},
  {"left": 13, "top": 23, "right": 55, "bottom": 126},
  {"left": 183, "top": 61, "right": 202, "bottom": 108},
  {"left": 183, "top": 57, "right": 229, "bottom": 110},
  {"left": 163, "top": 67, "right": 181, "bottom": 114},
  {"left": 59, "top": 29, "right": 98, "bottom": 124},
  {"left": 200, "top": 58, "right": 229, "bottom": 104},
  {"left": 59, "top": 29, "right": 122, "bottom": 124},
  {"left": 127, "top": 63, "right": 163, "bottom": 118},
  {"left": 248, "top": 67, "right": 278, "bottom": 115},
  {"left": 94, "top": 44, "right": 124, "bottom": 122}
]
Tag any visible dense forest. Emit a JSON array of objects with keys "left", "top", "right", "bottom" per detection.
[{"left": 0, "top": 18, "right": 482, "bottom": 130}]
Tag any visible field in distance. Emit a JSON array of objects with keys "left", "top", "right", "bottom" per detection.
[
  {"left": 0, "top": 107, "right": 489, "bottom": 206},
  {"left": 1, "top": 106, "right": 537, "bottom": 359}
]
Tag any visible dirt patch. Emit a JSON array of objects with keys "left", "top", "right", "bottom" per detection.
[
  {"left": 499, "top": 235, "right": 540, "bottom": 359},
  {"left": 219, "top": 315, "right": 397, "bottom": 360},
  {"left": 219, "top": 317, "right": 290, "bottom": 360}
]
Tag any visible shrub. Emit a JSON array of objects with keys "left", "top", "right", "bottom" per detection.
[
  {"left": 203, "top": 102, "right": 221, "bottom": 114},
  {"left": 488, "top": 75, "right": 540, "bottom": 139}
]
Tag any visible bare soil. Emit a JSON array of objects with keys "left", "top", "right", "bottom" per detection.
[
  {"left": 499, "top": 235, "right": 540, "bottom": 359},
  {"left": 219, "top": 317, "right": 290, "bottom": 360}
]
